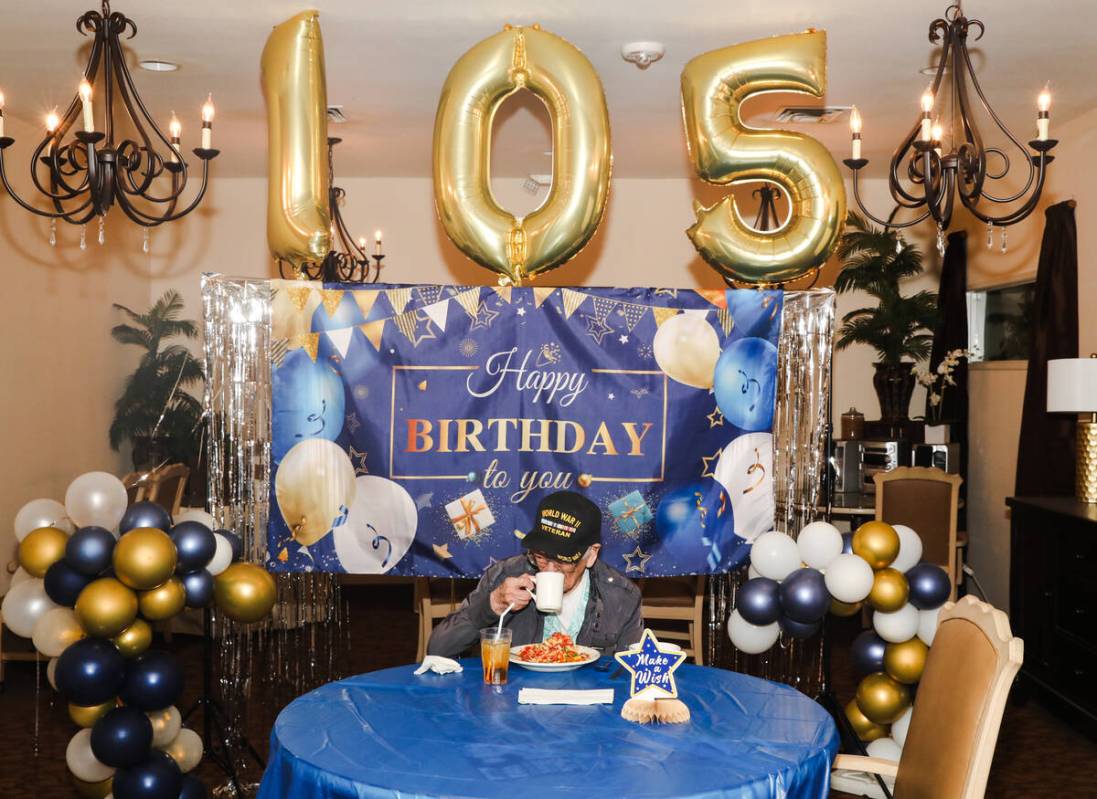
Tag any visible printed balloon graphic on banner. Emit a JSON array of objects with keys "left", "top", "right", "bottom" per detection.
[
  {"left": 653, "top": 312, "right": 721, "bottom": 389},
  {"left": 335, "top": 476, "right": 418, "bottom": 573},
  {"left": 433, "top": 24, "right": 611, "bottom": 284},
  {"left": 713, "top": 432, "right": 774, "bottom": 541},
  {"left": 271, "top": 280, "right": 323, "bottom": 341},
  {"left": 272, "top": 349, "right": 345, "bottom": 461},
  {"left": 713, "top": 337, "right": 778, "bottom": 431},
  {"left": 275, "top": 439, "right": 356, "bottom": 547},
  {"left": 654, "top": 481, "right": 734, "bottom": 572},
  {"left": 680, "top": 30, "right": 846, "bottom": 285}
]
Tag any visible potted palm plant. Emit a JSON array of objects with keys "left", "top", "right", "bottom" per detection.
[
  {"left": 835, "top": 213, "right": 938, "bottom": 423},
  {"left": 110, "top": 290, "right": 205, "bottom": 469}
]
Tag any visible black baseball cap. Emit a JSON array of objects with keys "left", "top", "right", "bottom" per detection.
[{"left": 521, "top": 491, "right": 602, "bottom": 563}]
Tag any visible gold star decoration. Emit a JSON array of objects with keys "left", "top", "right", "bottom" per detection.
[
  {"left": 622, "top": 545, "right": 653, "bottom": 574},
  {"left": 706, "top": 406, "right": 724, "bottom": 428},
  {"left": 433, "top": 543, "right": 453, "bottom": 560},
  {"left": 469, "top": 300, "right": 500, "bottom": 331},
  {"left": 699, "top": 447, "right": 723, "bottom": 479},
  {"left": 349, "top": 446, "right": 369, "bottom": 475}
]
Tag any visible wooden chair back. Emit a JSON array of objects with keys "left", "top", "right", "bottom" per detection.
[
  {"left": 639, "top": 575, "right": 706, "bottom": 665},
  {"left": 416, "top": 578, "right": 477, "bottom": 661},
  {"left": 142, "top": 463, "right": 190, "bottom": 517}
]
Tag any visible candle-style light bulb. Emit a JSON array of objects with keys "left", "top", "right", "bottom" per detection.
[
  {"left": 169, "top": 113, "right": 181, "bottom": 162},
  {"left": 1037, "top": 84, "right": 1052, "bottom": 141},
  {"left": 358, "top": 236, "right": 367, "bottom": 250},
  {"left": 374, "top": 229, "right": 383, "bottom": 255},
  {"left": 79, "top": 78, "right": 94, "bottom": 132},
  {"left": 0, "top": 90, "right": 5, "bottom": 139},
  {"left": 849, "top": 106, "right": 862, "bottom": 160},
  {"left": 45, "top": 110, "right": 59, "bottom": 155},
  {"left": 920, "top": 90, "right": 934, "bottom": 141},
  {"left": 201, "top": 94, "right": 215, "bottom": 149},
  {"left": 932, "top": 122, "right": 944, "bottom": 156}
]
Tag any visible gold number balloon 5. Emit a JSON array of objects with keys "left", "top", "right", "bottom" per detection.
[
  {"left": 261, "top": 11, "right": 331, "bottom": 271},
  {"left": 680, "top": 30, "right": 846, "bottom": 285},
  {"left": 433, "top": 25, "right": 611, "bottom": 285}
]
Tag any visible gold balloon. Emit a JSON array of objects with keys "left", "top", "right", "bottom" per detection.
[
  {"left": 856, "top": 672, "right": 911, "bottom": 725},
  {"left": 69, "top": 699, "right": 116, "bottom": 728},
  {"left": 261, "top": 11, "right": 331, "bottom": 270},
  {"left": 214, "top": 563, "right": 277, "bottom": 624},
  {"left": 844, "top": 698, "right": 888, "bottom": 743},
  {"left": 680, "top": 30, "right": 846, "bottom": 285},
  {"left": 433, "top": 24, "right": 611, "bottom": 285},
  {"left": 113, "top": 618, "right": 152, "bottom": 658},
  {"left": 18, "top": 526, "right": 69, "bottom": 577},
  {"left": 885, "top": 637, "right": 929, "bottom": 684},
  {"left": 868, "top": 568, "right": 910, "bottom": 612},
  {"left": 138, "top": 578, "right": 186, "bottom": 622},
  {"left": 113, "top": 527, "right": 177, "bottom": 591},
  {"left": 275, "top": 438, "right": 357, "bottom": 546},
  {"left": 830, "top": 599, "right": 863, "bottom": 617},
  {"left": 74, "top": 578, "right": 138, "bottom": 638},
  {"left": 852, "top": 520, "right": 901, "bottom": 570},
  {"left": 72, "top": 776, "right": 113, "bottom": 799}
]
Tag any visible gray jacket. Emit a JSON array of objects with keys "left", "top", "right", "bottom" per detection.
[{"left": 426, "top": 556, "right": 643, "bottom": 658}]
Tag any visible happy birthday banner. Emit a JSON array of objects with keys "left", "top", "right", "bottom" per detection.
[{"left": 267, "top": 282, "right": 782, "bottom": 578}]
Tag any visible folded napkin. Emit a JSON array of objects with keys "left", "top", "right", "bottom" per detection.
[
  {"left": 518, "top": 688, "right": 614, "bottom": 705},
  {"left": 414, "top": 655, "right": 464, "bottom": 676}
]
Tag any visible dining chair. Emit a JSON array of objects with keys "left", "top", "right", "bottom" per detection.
[
  {"left": 415, "top": 577, "right": 477, "bottom": 661},
  {"left": 873, "top": 467, "right": 963, "bottom": 598},
  {"left": 638, "top": 576, "right": 706, "bottom": 665},
  {"left": 141, "top": 463, "right": 191, "bottom": 518},
  {"left": 831, "top": 595, "right": 1023, "bottom": 799},
  {"left": 121, "top": 471, "right": 147, "bottom": 506}
]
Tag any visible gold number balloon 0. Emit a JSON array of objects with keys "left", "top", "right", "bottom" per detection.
[
  {"left": 680, "top": 30, "right": 846, "bottom": 285},
  {"left": 261, "top": 11, "right": 331, "bottom": 271},
  {"left": 433, "top": 25, "right": 611, "bottom": 285}
]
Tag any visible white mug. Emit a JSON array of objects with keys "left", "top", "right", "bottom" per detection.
[{"left": 529, "top": 571, "right": 565, "bottom": 613}]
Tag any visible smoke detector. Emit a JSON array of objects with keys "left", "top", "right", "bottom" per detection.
[{"left": 621, "top": 41, "right": 665, "bottom": 70}]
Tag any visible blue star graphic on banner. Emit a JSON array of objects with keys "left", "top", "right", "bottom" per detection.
[{"left": 614, "top": 629, "right": 687, "bottom": 699}]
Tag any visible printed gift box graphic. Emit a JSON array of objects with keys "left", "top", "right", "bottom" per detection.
[
  {"left": 608, "top": 491, "right": 653, "bottom": 535},
  {"left": 445, "top": 489, "right": 495, "bottom": 541}
]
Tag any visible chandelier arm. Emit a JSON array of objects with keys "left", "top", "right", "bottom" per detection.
[
  {"left": 0, "top": 151, "right": 90, "bottom": 219},
  {"left": 131, "top": 157, "right": 211, "bottom": 225},
  {"left": 110, "top": 63, "right": 165, "bottom": 198},
  {"left": 110, "top": 180, "right": 181, "bottom": 227},
  {"left": 970, "top": 148, "right": 1038, "bottom": 205},
  {"left": 888, "top": 127, "right": 933, "bottom": 205},
  {"left": 28, "top": 144, "right": 91, "bottom": 201},
  {"left": 114, "top": 147, "right": 187, "bottom": 206},
  {"left": 918, "top": 149, "right": 951, "bottom": 228},
  {"left": 850, "top": 168, "right": 931, "bottom": 229},
  {"left": 960, "top": 157, "right": 1049, "bottom": 227}
]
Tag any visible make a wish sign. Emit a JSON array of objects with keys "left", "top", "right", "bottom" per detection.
[{"left": 267, "top": 283, "right": 783, "bottom": 577}]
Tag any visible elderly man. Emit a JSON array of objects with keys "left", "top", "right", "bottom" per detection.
[{"left": 427, "top": 491, "right": 642, "bottom": 658}]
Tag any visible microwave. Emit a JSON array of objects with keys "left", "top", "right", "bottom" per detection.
[
  {"left": 832, "top": 440, "right": 864, "bottom": 495},
  {"left": 862, "top": 440, "right": 911, "bottom": 492}
]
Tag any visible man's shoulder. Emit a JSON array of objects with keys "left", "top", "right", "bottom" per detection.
[
  {"left": 479, "top": 554, "right": 531, "bottom": 583},
  {"left": 592, "top": 561, "right": 640, "bottom": 600}
]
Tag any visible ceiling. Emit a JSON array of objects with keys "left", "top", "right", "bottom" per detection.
[{"left": 1, "top": 0, "right": 1093, "bottom": 179}]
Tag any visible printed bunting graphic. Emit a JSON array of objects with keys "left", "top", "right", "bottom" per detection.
[
  {"left": 533, "top": 287, "right": 557, "bottom": 308},
  {"left": 320, "top": 289, "right": 345, "bottom": 318},
  {"left": 562, "top": 288, "right": 587, "bottom": 319},
  {"left": 384, "top": 287, "right": 413, "bottom": 315},
  {"left": 359, "top": 319, "right": 386, "bottom": 351},
  {"left": 287, "top": 331, "right": 320, "bottom": 362},
  {"left": 422, "top": 299, "right": 450, "bottom": 332},
  {"left": 326, "top": 327, "right": 353, "bottom": 358},
  {"left": 352, "top": 290, "right": 381, "bottom": 320},
  {"left": 651, "top": 306, "right": 680, "bottom": 328},
  {"left": 454, "top": 288, "right": 482, "bottom": 321}
]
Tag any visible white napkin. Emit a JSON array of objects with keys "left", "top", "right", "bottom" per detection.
[
  {"left": 414, "top": 655, "right": 464, "bottom": 675},
  {"left": 518, "top": 688, "right": 614, "bottom": 705}
]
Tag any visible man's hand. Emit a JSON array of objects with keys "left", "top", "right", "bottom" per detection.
[{"left": 489, "top": 574, "right": 535, "bottom": 616}]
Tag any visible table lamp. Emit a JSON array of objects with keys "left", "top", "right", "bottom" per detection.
[{"left": 1048, "top": 355, "right": 1097, "bottom": 503}]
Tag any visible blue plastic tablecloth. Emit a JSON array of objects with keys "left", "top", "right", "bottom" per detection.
[{"left": 257, "top": 660, "right": 838, "bottom": 799}]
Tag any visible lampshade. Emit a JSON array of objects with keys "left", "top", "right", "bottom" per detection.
[{"left": 1047, "top": 357, "right": 1097, "bottom": 413}]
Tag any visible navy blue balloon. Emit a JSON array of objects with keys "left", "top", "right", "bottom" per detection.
[
  {"left": 778, "top": 567, "right": 830, "bottom": 623},
  {"left": 65, "top": 526, "right": 116, "bottom": 577},
  {"left": 119, "top": 501, "right": 173, "bottom": 535},
  {"left": 737, "top": 578, "right": 781, "bottom": 625},
  {"left": 216, "top": 529, "right": 243, "bottom": 562},
  {"left": 272, "top": 348, "right": 346, "bottom": 461},
  {"left": 171, "top": 522, "right": 216, "bottom": 573},
  {"left": 713, "top": 336, "right": 778, "bottom": 432},
  {"left": 779, "top": 615, "right": 821, "bottom": 639},
  {"left": 851, "top": 630, "right": 887, "bottom": 678},
  {"left": 178, "top": 774, "right": 208, "bottom": 799},
  {"left": 90, "top": 706, "right": 153, "bottom": 768},
  {"left": 56, "top": 638, "right": 125, "bottom": 706},
  {"left": 655, "top": 481, "right": 736, "bottom": 572},
  {"left": 120, "top": 651, "right": 183, "bottom": 712},
  {"left": 907, "top": 562, "right": 951, "bottom": 610},
  {"left": 43, "top": 559, "right": 91, "bottom": 606},
  {"left": 841, "top": 532, "right": 853, "bottom": 554},
  {"left": 112, "top": 751, "right": 182, "bottom": 799},
  {"left": 181, "top": 570, "right": 214, "bottom": 608}
]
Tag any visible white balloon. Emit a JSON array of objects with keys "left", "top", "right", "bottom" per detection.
[
  {"left": 747, "top": 565, "right": 762, "bottom": 580},
  {"left": 1, "top": 578, "right": 59, "bottom": 638},
  {"left": 866, "top": 736, "right": 903, "bottom": 763},
  {"left": 148, "top": 706, "right": 182, "bottom": 748},
  {"left": 824, "top": 554, "right": 875, "bottom": 603},
  {"left": 65, "top": 472, "right": 128, "bottom": 531},
  {"left": 66, "top": 728, "right": 115, "bottom": 783},
  {"left": 750, "top": 531, "right": 800, "bottom": 581},
  {"left": 32, "top": 607, "right": 85, "bottom": 658},
  {"left": 47, "top": 657, "right": 59, "bottom": 691},
  {"left": 653, "top": 311, "right": 722, "bottom": 389},
  {"left": 162, "top": 727, "right": 203, "bottom": 773},
  {"left": 891, "top": 706, "right": 913, "bottom": 748},
  {"left": 797, "top": 521, "right": 844, "bottom": 570},
  {"left": 10, "top": 567, "right": 32, "bottom": 588},
  {"left": 15, "top": 498, "right": 73, "bottom": 540},
  {"left": 714, "top": 432, "right": 774, "bottom": 542},
  {"left": 917, "top": 607, "right": 940, "bottom": 646},
  {"left": 891, "top": 524, "right": 924, "bottom": 574},
  {"left": 206, "top": 533, "right": 233, "bottom": 576},
  {"left": 174, "top": 509, "right": 216, "bottom": 529},
  {"left": 336, "top": 476, "right": 417, "bottom": 574},
  {"left": 873, "top": 604, "right": 921, "bottom": 643},
  {"left": 727, "top": 609, "right": 780, "bottom": 654}
]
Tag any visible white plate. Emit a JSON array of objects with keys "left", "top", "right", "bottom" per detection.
[{"left": 509, "top": 644, "right": 601, "bottom": 672}]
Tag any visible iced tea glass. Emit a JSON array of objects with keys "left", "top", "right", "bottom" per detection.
[{"left": 480, "top": 627, "right": 512, "bottom": 685}]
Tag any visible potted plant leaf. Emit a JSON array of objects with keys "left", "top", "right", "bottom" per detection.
[
  {"left": 834, "top": 213, "right": 938, "bottom": 423},
  {"left": 109, "top": 290, "right": 205, "bottom": 470}
]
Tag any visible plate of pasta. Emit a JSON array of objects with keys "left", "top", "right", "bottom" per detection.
[{"left": 510, "top": 633, "right": 600, "bottom": 672}]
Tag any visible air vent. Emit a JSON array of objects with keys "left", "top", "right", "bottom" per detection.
[
  {"left": 774, "top": 106, "right": 851, "bottom": 124},
  {"left": 327, "top": 105, "right": 347, "bottom": 124}
]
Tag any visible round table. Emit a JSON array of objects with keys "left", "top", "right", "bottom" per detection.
[{"left": 258, "top": 660, "right": 838, "bottom": 799}]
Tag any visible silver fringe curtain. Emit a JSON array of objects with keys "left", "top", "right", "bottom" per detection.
[{"left": 706, "top": 289, "right": 835, "bottom": 695}]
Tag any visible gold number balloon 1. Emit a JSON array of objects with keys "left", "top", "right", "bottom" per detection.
[
  {"left": 433, "top": 24, "right": 611, "bottom": 285},
  {"left": 261, "top": 10, "right": 331, "bottom": 271},
  {"left": 680, "top": 30, "right": 846, "bottom": 285}
]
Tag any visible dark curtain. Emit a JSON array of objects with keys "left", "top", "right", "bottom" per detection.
[{"left": 1015, "top": 201, "right": 1078, "bottom": 496}]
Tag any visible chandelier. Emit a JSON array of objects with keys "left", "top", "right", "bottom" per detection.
[
  {"left": 278, "top": 137, "right": 385, "bottom": 283},
  {"left": 843, "top": 3, "right": 1055, "bottom": 254},
  {"left": 0, "top": 0, "right": 217, "bottom": 249}
]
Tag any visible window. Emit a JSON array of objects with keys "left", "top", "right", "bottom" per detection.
[{"left": 967, "top": 282, "right": 1035, "bottom": 363}]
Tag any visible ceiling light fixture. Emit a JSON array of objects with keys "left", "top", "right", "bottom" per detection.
[
  {"left": 621, "top": 41, "right": 665, "bottom": 70},
  {"left": 138, "top": 59, "right": 179, "bottom": 72}
]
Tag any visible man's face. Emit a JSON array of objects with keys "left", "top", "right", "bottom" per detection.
[{"left": 529, "top": 545, "right": 600, "bottom": 593}]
